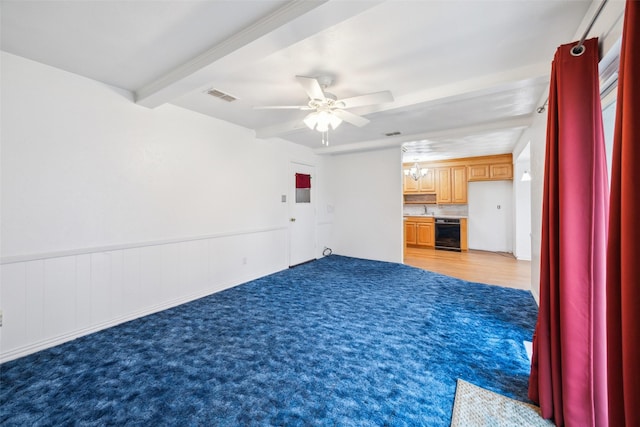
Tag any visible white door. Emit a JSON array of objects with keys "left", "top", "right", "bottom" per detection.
[{"left": 289, "top": 162, "right": 316, "bottom": 266}]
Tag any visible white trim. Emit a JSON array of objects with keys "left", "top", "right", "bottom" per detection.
[
  {"left": 0, "top": 265, "right": 284, "bottom": 363},
  {"left": 1, "top": 226, "right": 288, "bottom": 265}
]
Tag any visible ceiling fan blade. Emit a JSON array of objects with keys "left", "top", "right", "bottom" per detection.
[
  {"left": 253, "top": 105, "right": 312, "bottom": 110},
  {"left": 255, "top": 119, "right": 308, "bottom": 139},
  {"left": 332, "top": 109, "right": 370, "bottom": 127},
  {"left": 296, "top": 75, "right": 326, "bottom": 101},
  {"left": 337, "top": 91, "right": 394, "bottom": 109}
]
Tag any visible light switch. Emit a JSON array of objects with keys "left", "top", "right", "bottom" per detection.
[{"left": 281, "top": 195, "right": 286, "bottom": 202}]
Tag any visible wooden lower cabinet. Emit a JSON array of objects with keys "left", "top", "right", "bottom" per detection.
[
  {"left": 417, "top": 222, "right": 435, "bottom": 246},
  {"left": 460, "top": 218, "right": 468, "bottom": 251},
  {"left": 404, "top": 217, "right": 435, "bottom": 248},
  {"left": 405, "top": 220, "right": 417, "bottom": 245},
  {"left": 406, "top": 217, "right": 468, "bottom": 251}
]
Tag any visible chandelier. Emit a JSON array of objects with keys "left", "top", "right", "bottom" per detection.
[
  {"left": 303, "top": 110, "right": 343, "bottom": 146},
  {"left": 404, "top": 162, "right": 428, "bottom": 181}
]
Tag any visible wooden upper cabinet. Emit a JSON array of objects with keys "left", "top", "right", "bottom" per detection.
[
  {"left": 403, "top": 174, "right": 420, "bottom": 193},
  {"left": 419, "top": 169, "right": 436, "bottom": 193},
  {"left": 434, "top": 167, "right": 467, "bottom": 204},
  {"left": 403, "top": 165, "right": 435, "bottom": 194},
  {"left": 467, "top": 164, "right": 490, "bottom": 181},
  {"left": 451, "top": 166, "right": 467, "bottom": 204},
  {"left": 466, "top": 155, "right": 513, "bottom": 182},
  {"left": 435, "top": 168, "right": 452, "bottom": 204},
  {"left": 403, "top": 154, "right": 511, "bottom": 201},
  {"left": 490, "top": 163, "right": 513, "bottom": 180}
]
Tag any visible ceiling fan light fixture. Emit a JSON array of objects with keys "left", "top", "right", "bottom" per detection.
[
  {"left": 304, "top": 110, "right": 342, "bottom": 132},
  {"left": 303, "top": 112, "right": 319, "bottom": 130},
  {"left": 327, "top": 112, "right": 342, "bottom": 130}
]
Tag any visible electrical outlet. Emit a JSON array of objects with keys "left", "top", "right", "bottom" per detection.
[{"left": 242, "top": 257, "right": 247, "bottom": 265}]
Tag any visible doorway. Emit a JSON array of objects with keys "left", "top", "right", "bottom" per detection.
[{"left": 289, "top": 162, "right": 316, "bottom": 267}]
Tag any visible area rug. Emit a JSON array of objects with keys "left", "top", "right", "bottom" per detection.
[
  {"left": 451, "top": 379, "right": 555, "bottom": 426},
  {"left": 1, "top": 255, "right": 538, "bottom": 425}
]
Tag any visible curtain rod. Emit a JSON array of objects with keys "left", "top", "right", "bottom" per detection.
[{"left": 537, "top": 0, "right": 610, "bottom": 113}]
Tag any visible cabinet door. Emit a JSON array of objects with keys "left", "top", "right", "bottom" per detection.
[
  {"left": 436, "top": 168, "right": 452, "bottom": 204},
  {"left": 419, "top": 169, "right": 436, "bottom": 193},
  {"left": 416, "top": 222, "right": 434, "bottom": 247},
  {"left": 403, "top": 174, "right": 420, "bottom": 193},
  {"left": 404, "top": 221, "right": 417, "bottom": 245},
  {"left": 467, "top": 164, "right": 490, "bottom": 181},
  {"left": 490, "top": 163, "right": 513, "bottom": 180},
  {"left": 460, "top": 218, "right": 468, "bottom": 251},
  {"left": 451, "top": 166, "right": 468, "bottom": 204}
]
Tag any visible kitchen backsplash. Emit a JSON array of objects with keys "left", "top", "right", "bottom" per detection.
[{"left": 403, "top": 204, "right": 469, "bottom": 217}]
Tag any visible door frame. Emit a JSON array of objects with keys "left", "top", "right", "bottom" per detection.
[{"left": 288, "top": 161, "right": 317, "bottom": 267}]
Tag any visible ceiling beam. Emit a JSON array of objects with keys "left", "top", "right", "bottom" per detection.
[
  {"left": 312, "top": 115, "right": 534, "bottom": 156},
  {"left": 351, "top": 63, "right": 550, "bottom": 117},
  {"left": 135, "top": 0, "right": 383, "bottom": 108}
]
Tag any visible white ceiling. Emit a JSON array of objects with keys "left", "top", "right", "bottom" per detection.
[{"left": 1, "top": 0, "right": 597, "bottom": 160}]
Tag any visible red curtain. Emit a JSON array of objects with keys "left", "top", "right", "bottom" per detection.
[
  {"left": 529, "top": 37, "right": 609, "bottom": 426},
  {"left": 606, "top": 1, "right": 640, "bottom": 425},
  {"left": 295, "top": 173, "right": 311, "bottom": 189}
]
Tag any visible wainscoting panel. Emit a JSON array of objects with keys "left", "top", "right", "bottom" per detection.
[
  {"left": 0, "top": 227, "right": 288, "bottom": 362},
  {"left": 44, "top": 257, "right": 77, "bottom": 340},
  {"left": 25, "top": 261, "right": 45, "bottom": 345}
]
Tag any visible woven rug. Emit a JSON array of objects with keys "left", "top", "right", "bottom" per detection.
[{"left": 450, "top": 379, "right": 555, "bottom": 427}]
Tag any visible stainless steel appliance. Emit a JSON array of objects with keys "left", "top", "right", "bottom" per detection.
[{"left": 435, "top": 218, "right": 461, "bottom": 251}]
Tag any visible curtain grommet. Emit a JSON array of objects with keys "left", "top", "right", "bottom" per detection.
[{"left": 571, "top": 44, "right": 585, "bottom": 56}]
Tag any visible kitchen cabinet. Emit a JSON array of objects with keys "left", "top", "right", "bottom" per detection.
[
  {"left": 404, "top": 217, "right": 435, "bottom": 248},
  {"left": 467, "top": 158, "right": 513, "bottom": 182},
  {"left": 417, "top": 221, "right": 435, "bottom": 246},
  {"left": 435, "top": 168, "right": 452, "bottom": 203},
  {"left": 489, "top": 163, "right": 513, "bottom": 180},
  {"left": 403, "top": 167, "right": 435, "bottom": 194},
  {"left": 403, "top": 174, "right": 420, "bottom": 193},
  {"left": 452, "top": 166, "right": 467, "bottom": 203},
  {"left": 460, "top": 218, "right": 468, "bottom": 251},
  {"left": 435, "top": 166, "right": 467, "bottom": 204},
  {"left": 405, "top": 220, "right": 417, "bottom": 244},
  {"left": 467, "top": 164, "right": 490, "bottom": 180}
]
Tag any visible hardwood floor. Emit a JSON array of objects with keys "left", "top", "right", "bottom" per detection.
[{"left": 404, "top": 247, "right": 531, "bottom": 290}]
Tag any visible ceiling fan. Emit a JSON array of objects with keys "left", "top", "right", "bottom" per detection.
[{"left": 255, "top": 75, "right": 393, "bottom": 144}]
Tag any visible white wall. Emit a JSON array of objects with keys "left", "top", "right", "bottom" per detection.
[
  {"left": 467, "top": 181, "right": 513, "bottom": 252},
  {"left": 0, "top": 52, "right": 325, "bottom": 361},
  {"left": 513, "top": 144, "right": 532, "bottom": 261},
  {"left": 325, "top": 148, "right": 403, "bottom": 263}
]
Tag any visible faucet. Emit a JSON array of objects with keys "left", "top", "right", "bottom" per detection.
[{"left": 424, "top": 205, "right": 429, "bottom": 215}]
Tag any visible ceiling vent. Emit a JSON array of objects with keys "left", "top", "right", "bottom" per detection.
[
  {"left": 384, "top": 131, "right": 402, "bottom": 137},
  {"left": 205, "top": 88, "right": 237, "bottom": 102}
]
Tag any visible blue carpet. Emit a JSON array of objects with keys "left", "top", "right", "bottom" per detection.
[{"left": 1, "top": 255, "right": 537, "bottom": 426}]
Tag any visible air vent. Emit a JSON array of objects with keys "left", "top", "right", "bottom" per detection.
[
  {"left": 385, "top": 131, "right": 402, "bottom": 137},
  {"left": 205, "top": 88, "right": 237, "bottom": 102}
]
